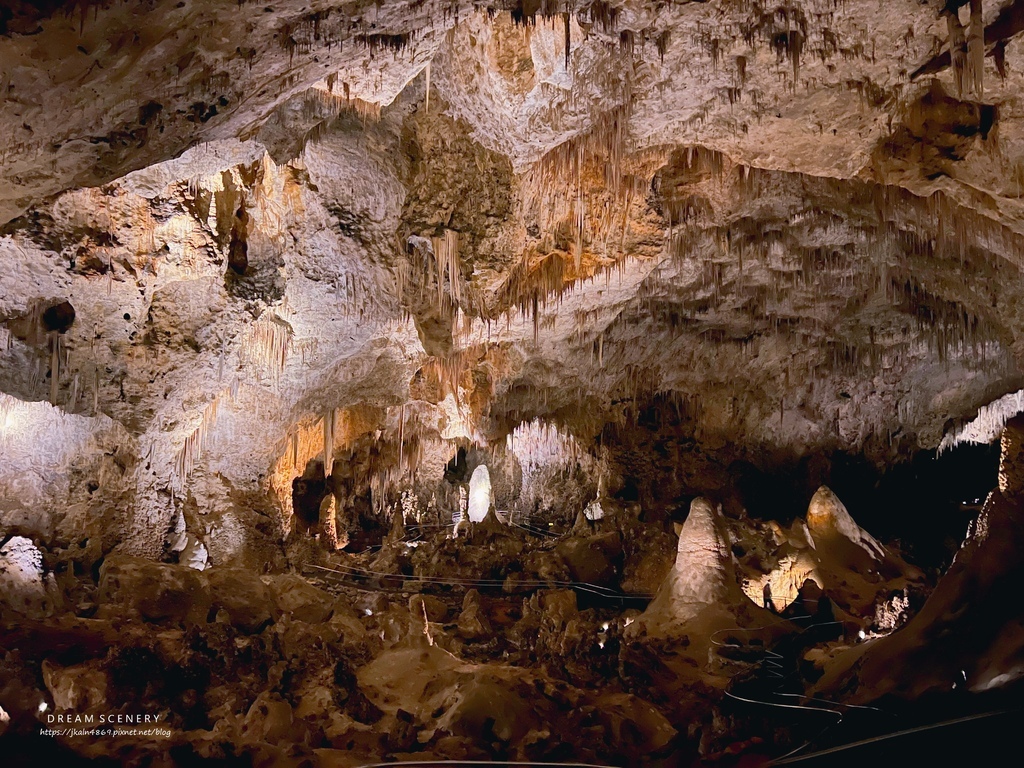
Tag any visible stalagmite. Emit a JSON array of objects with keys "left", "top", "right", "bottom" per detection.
[
  {"left": 643, "top": 498, "right": 746, "bottom": 622},
  {"left": 5, "top": 3, "right": 1024, "bottom": 763},
  {"left": 467, "top": 464, "right": 492, "bottom": 523},
  {"left": 806, "top": 485, "right": 888, "bottom": 562},
  {"left": 0, "top": 536, "right": 53, "bottom": 618}
]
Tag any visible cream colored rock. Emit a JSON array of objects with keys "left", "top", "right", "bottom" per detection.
[
  {"left": 241, "top": 693, "right": 294, "bottom": 743},
  {"left": 41, "top": 660, "right": 108, "bottom": 713},
  {"left": 644, "top": 498, "right": 746, "bottom": 623},
  {"left": 456, "top": 589, "right": 492, "bottom": 640},
  {"left": 436, "top": 675, "right": 534, "bottom": 744},
  {"left": 0, "top": 535, "right": 59, "bottom": 618},
  {"left": 806, "top": 485, "right": 887, "bottom": 562}
]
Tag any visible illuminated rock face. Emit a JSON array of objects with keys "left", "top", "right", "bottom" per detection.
[
  {"left": 467, "top": 464, "right": 492, "bottom": 523},
  {"left": 806, "top": 485, "right": 887, "bottom": 563},
  {"left": 999, "top": 415, "right": 1024, "bottom": 498},
  {"left": 826, "top": 417, "right": 1024, "bottom": 703},
  {"left": 741, "top": 487, "right": 922, "bottom": 617}
]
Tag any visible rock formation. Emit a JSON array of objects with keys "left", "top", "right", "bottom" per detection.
[
  {"left": 641, "top": 498, "right": 751, "bottom": 626},
  {"left": 2, "top": 0, "right": 1024, "bottom": 764},
  {"left": 818, "top": 415, "right": 1024, "bottom": 702}
]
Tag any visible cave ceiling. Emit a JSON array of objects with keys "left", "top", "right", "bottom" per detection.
[{"left": 2, "top": 0, "right": 1024, "bottom": 554}]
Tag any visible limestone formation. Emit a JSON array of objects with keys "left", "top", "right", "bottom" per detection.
[
  {"left": 466, "top": 464, "right": 492, "bottom": 523},
  {"left": 637, "top": 497, "right": 757, "bottom": 633},
  {"left": 2, "top": 1, "right": 1024, "bottom": 764}
]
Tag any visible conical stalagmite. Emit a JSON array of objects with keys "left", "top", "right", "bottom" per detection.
[
  {"left": 806, "top": 485, "right": 888, "bottom": 562},
  {"left": 794, "top": 486, "right": 922, "bottom": 617},
  {"left": 635, "top": 498, "right": 767, "bottom": 637},
  {"left": 648, "top": 497, "right": 740, "bottom": 617}
]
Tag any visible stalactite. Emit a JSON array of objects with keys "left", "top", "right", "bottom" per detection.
[
  {"left": 522, "top": 104, "right": 639, "bottom": 277},
  {"left": 967, "top": 0, "right": 984, "bottom": 97},
  {"left": 270, "top": 414, "right": 327, "bottom": 521},
  {"left": 355, "top": 32, "right": 412, "bottom": 56},
  {"left": 48, "top": 332, "right": 60, "bottom": 406},
  {"left": 171, "top": 383, "right": 237, "bottom": 491},
  {"left": 588, "top": 0, "right": 620, "bottom": 33},
  {"left": 563, "top": 12, "right": 571, "bottom": 69},
  {"left": 424, "top": 61, "right": 430, "bottom": 115},
  {"left": 507, "top": 419, "right": 581, "bottom": 474},
  {"left": 940, "top": 389, "right": 1024, "bottom": 453},
  {"left": 947, "top": 10, "right": 968, "bottom": 96},
  {"left": 298, "top": 87, "right": 381, "bottom": 153},
  {"left": 241, "top": 313, "right": 292, "bottom": 377},
  {"left": 323, "top": 408, "right": 335, "bottom": 478},
  {"left": 431, "top": 229, "right": 461, "bottom": 309},
  {"left": 68, "top": 372, "right": 80, "bottom": 413},
  {"left": 398, "top": 403, "right": 405, "bottom": 472},
  {"left": 306, "top": 86, "right": 382, "bottom": 123}
]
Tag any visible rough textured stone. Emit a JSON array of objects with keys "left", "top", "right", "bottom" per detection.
[
  {"left": 2, "top": 3, "right": 1024, "bottom": 764},
  {"left": 206, "top": 567, "right": 276, "bottom": 632},
  {"left": 97, "top": 556, "right": 210, "bottom": 624},
  {"left": 264, "top": 573, "right": 335, "bottom": 624}
]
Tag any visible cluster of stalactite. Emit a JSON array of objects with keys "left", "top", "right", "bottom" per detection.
[
  {"left": 3, "top": 299, "right": 102, "bottom": 417},
  {"left": 507, "top": 418, "right": 581, "bottom": 474},
  {"left": 431, "top": 229, "right": 462, "bottom": 309},
  {"left": 394, "top": 229, "right": 467, "bottom": 338},
  {"left": 171, "top": 380, "right": 240, "bottom": 492},
  {"left": 270, "top": 413, "right": 330, "bottom": 521},
  {"left": 268, "top": 402, "right": 451, "bottom": 530},
  {"left": 939, "top": 388, "right": 1024, "bottom": 454},
  {"left": 645, "top": 145, "right": 1016, "bottom": 368},
  {"left": 298, "top": 86, "right": 382, "bottom": 153},
  {"left": 240, "top": 313, "right": 293, "bottom": 380},
  {"left": 945, "top": 0, "right": 986, "bottom": 98},
  {"left": 522, "top": 105, "right": 639, "bottom": 269}
]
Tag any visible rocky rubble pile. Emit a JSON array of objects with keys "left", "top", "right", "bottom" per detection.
[{"left": 0, "top": 481, "right": 952, "bottom": 766}]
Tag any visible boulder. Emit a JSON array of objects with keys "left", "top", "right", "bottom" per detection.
[
  {"left": 98, "top": 556, "right": 209, "bottom": 624},
  {"left": 41, "top": 660, "right": 108, "bottom": 712},
  {"left": 555, "top": 531, "right": 621, "bottom": 586},
  {"left": 456, "top": 589, "right": 492, "bottom": 640},
  {"left": 206, "top": 567, "right": 276, "bottom": 632},
  {"left": 263, "top": 573, "right": 334, "bottom": 623},
  {"left": 241, "top": 693, "right": 294, "bottom": 743},
  {"left": 437, "top": 675, "right": 535, "bottom": 744}
]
